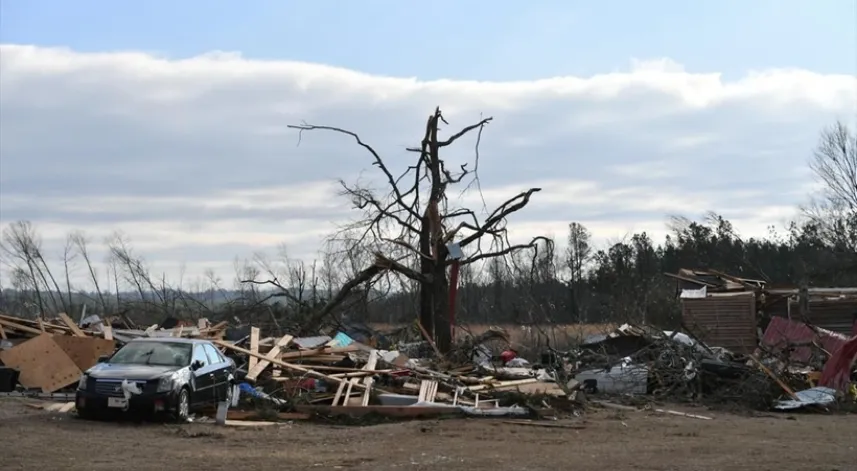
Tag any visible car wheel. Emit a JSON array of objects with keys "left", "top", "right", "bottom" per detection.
[{"left": 171, "top": 387, "right": 190, "bottom": 423}]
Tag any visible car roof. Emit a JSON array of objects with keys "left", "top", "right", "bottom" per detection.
[{"left": 127, "top": 337, "right": 210, "bottom": 345}]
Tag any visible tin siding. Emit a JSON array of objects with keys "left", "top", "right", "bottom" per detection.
[
  {"left": 803, "top": 299, "right": 857, "bottom": 336},
  {"left": 682, "top": 293, "right": 758, "bottom": 353}
]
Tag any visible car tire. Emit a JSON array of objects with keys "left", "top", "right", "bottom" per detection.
[{"left": 171, "top": 387, "right": 191, "bottom": 423}]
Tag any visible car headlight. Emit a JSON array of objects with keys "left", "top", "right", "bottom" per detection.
[
  {"left": 157, "top": 375, "right": 177, "bottom": 392},
  {"left": 77, "top": 374, "right": 88, "bottom": 390}
]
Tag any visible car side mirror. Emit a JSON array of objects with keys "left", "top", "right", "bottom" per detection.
[
  {"left": 191, "top": 360, "right": 203, "bottom": 371},
  {"left": 97, "top": 355, "right": 110, "bottom": 363}
]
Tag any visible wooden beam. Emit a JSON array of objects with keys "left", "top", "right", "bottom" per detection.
[
  {"left": 246, "top": 335, "right": 293, "bottom": 381},
  {"left": 102, "top": 323, "right": 113, "bottom": 341},
  {"left": 279, "top": 345, "right": 359, "bottom": 359},
  {"left": 248, "top": 327, "right": 260, "bottom": 371},
  {"left": 58, "top": 313, "right": 86, "bottom": 337},
  {"left": 295, "top": 405, "right": 464, "bottom": 419},
  {"left": 361, "top": 350, "right": 379, "bottom": 406},
  {"left": 212, "top": 340, "right": 370, "bottom": 390},
  {"left": 0, "top": 319, "right": 43, "bottom": 336}
]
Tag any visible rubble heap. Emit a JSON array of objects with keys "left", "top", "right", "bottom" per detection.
[{"left": 0, "top": 310, "right": 854, "bottom": 425}]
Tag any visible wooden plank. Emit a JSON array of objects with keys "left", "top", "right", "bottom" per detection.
[
  {"left": 296, "top": 405, "right": 465, "bottom": 419},
  {"left": 748, "top": 355, "right": 800, "bottom": 401},
  {"left": 58, "top": 313, "right": 86, "bottom": 337},
  {"left": 332, "top": 380, "right": 347, "bottom": 405},
  {"left": 225, "top": 420, "right": 277, "bottom": 427},
  {"left": 0, "top": 323, "right": 6, "bottom": 339},
  {"left": 279, "top": 345, "right": 359, "bottom": 359},
  {"left": 502, "top": 420, "right": 586, "bottom": 430},
  {"left": 467, "top": 378, "right": 538, "bottom": 392},
  {"left": 246, "top": 335, "right": 293, "bottom": 381},
  {"left": 225, "top": 410, "right": 310, "bottom": 421},
  {"left": 0, "top": 315, "right": 87, "bottom": 335},
  {"left": 102, "top": 323, "right": 113, "bottom": 341},
  {"left": 213, "top": 340, "right": 371, "bottom": 391},
  {"left": 0, "top": 319, "right": 43, "bottom": 336},
  {"left": 52, "top": 335, "right": 116, "bottom": 371},
  {"left": 360, "top": 350, "right": 379, "bottom": 406},
  {"left": 0, "top": 334, "right": 82, "bottom": 393},
  {"left": 248, "top": 327, "right": 260, "bottom": 371}
]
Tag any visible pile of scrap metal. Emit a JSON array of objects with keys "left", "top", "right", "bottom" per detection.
[{"left": 544, "top": 322, "right": 857, "bottom": 412}]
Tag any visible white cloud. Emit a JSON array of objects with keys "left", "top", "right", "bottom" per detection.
[{"left": 0, "top": 44, "right": 854, "bottom": 287}]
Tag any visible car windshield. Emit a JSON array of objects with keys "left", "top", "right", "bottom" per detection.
[{"left": 108, "top": 342, "right": 192, "bottom": 367}]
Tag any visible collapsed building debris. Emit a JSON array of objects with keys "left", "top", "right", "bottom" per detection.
[{"left": 1, "top": 289, "right": 854, "bottom": 427}]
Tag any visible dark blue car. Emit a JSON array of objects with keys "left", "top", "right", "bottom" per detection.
[{"left": 75, "top": 337, "right": 236, "bottom": 422}]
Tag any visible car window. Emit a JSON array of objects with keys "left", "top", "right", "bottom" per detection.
[
  {"left": 192, "top": 345, "right": 209, "bottom": 367},
  {"left": 109, "top": 342, "right": 192, "bottom": 367},
  {"left": 202, "top": 344, "right": 223, "bottom": 365}
]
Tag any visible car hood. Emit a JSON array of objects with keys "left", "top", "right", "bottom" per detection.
[{"left": 86, "top": 363, "right": 183, "bottom": 380}]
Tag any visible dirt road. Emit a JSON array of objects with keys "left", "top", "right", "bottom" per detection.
[{"left": 0, "top": 400, "right": 854, "bottom": 471}]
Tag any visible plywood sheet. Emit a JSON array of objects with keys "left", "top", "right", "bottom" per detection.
[
  {"left": 0, "top": 334, "right": 81, "bottom": 393},
  {"left": 51, "top": 335, "right": 116, "bottom": 371}
]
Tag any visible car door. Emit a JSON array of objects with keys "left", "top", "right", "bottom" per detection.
[
  {"left": 202, "top": 343, "right": 229, "bottom": 402},
  {"left": 190, "top": 344, "right": 214, "bottom": 405}
]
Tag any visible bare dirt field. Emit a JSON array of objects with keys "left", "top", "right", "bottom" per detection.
[{"left": 1, "top": 400, "right": 854, "bottom": 471}]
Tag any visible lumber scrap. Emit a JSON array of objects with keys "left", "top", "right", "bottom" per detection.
[
  {"left": 248, "top": 327, "right": 260, "bottom": 371},
  {"left": 212, "top": 340, "right": 371, "bottom": 390},
  {"left": 246, "top": 335, "right": 293, "bottom": 381},
  {"left": 58, "top": 313, "right": 86, "bottom": 337},
  {"left": 360, "top": 350, "right": 380, "bottom": 406}
]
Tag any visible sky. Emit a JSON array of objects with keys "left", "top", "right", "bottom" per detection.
[{"left": 1, "top": 1, "right": 856, "bottom": 289}]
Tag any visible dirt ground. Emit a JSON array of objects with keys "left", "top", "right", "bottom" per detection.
[{"left": 0, "top": 400, "right": 854, "bottom": 471}]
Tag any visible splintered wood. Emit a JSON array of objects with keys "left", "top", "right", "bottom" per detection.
[
  {"left": 58, "top": 313, "right": 86, "bottom": 337},
  {"left": 246, "top": 335, "right": 293, "bottom": 381}
]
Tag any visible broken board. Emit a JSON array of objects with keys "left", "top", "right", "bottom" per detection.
[
  {"left": 0, "top": 334, "right": 82, "bottom": 393},
  {"left": 51, "top": 335, "right": 116, "bottom": 372}
]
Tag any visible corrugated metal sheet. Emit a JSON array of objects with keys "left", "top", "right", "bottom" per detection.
[
  {"left": 798, "top": 299, "right": 857, "bottom": 336},
  {"left": 682, "top": 292, "right": 757, "bottom": 353},
  {"left": 760, "top": 316, "right": 849, "bottom": 364}
]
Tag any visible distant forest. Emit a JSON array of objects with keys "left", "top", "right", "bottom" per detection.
[{"left": 1, "top": 120, "right": 854, "bottom": 335}]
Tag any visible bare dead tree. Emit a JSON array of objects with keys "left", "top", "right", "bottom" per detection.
[
  {"left": 803, "top": 121, "right": 857, "bottom": 252},
  {"left": 62, "top": 234, "right": 76, "bottom": 311},
  {"left": 289, "top": 107, "right": 548, "bottom": 351},
  {"left": 0, "top": 221, "right": 69, "bottom": 315},
  {"left": 107, "top": 232, "right": 165, "bottom": 307},
  {"left": 566, "top": 222, "right": 592, "bottom": 322}
]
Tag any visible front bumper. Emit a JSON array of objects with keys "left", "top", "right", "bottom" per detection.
[{"left": 76, "top": 389, "right": 178, "bottom": 415}]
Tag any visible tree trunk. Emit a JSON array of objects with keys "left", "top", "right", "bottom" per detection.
[{"left": 431, "top": 262, "right": 452, "bottom": 353}]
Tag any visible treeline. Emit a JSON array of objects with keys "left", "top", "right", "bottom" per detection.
[
  {"left": 2, "top": 211, "right": 854, "bottom": 329},
  {"left": 1, "top": 121, "right": 854, "bottom": 331},
  {"left": 371, "top": 213, "right": 857, "bottom": 327}
]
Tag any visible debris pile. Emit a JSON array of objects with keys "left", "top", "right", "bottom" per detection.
[
  {"left": 560, "top": 319, "right": 856, "bottom": 412},
  {"left": 1, "top": 307, "right": 855, "bottom": 425}
]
